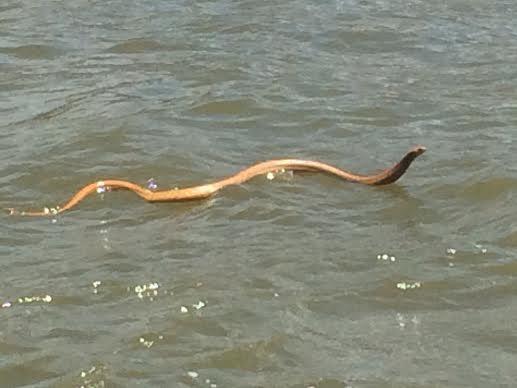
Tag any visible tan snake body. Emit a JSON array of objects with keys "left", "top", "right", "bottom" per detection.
[{"left": 6, "top": 146, "right": 426, "bottom": 216}]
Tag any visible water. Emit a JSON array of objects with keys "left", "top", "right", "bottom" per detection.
[{"left": 1, "top": 1, "right": 517, "bottom": 387}]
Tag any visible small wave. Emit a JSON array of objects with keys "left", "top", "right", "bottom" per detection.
[
  {"left": 0, "top": 44, "right": 62, "bottom": 60},
  {"left": 188, "top": 98, "right": 262, "bottom": 116},
  {"left": 462, "top": 177, "right": 517, "bottom": 201},
  {"left": 0, "top": 356, "right": 59, "bottom": 386},
  {"left": 192, "top": 335, "right": 287, "bottom": 371},
  {"left": 105, "top": 38, "right": 166, "bottom": 54},
  {"left": 499, "top": 231, "right": 517, "bottom": 248},
  {"left": 428, "top": 176, "right": 517, "bottom": 203}
]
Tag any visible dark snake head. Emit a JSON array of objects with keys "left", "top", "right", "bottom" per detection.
[
  {"left": 410, "top": 145, "right": 426, "bottom": 157},
  {"left": 371, "top": 145, "right": 427, "bottom": 185}
]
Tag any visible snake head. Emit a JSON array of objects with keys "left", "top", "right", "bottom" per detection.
[{"left": 411, "top": 145, "right": 426, "bottom": 156}]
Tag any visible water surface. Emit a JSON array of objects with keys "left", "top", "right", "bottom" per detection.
[{"left": 1, "top": 1, "right": 517, "bottom": 387}]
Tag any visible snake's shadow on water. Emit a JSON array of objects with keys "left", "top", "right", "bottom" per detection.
[
  {"left": 379, "top": 184, "right": 414, "bottom": 201},
  {"left": 375, "top": 181, "right": 433, "bottom": 230}
]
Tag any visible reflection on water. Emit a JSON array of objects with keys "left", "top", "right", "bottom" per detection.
[{"left": 2, "top": 0, "right": 517, "bottom": 386}]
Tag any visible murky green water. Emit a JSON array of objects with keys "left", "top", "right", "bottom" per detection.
[{"left": 2, "top": 1, "right": 517, "bottom": 387}]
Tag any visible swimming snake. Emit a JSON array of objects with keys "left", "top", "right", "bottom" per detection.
[{"left": 6, "top": 146, "right": 426, "bottom": 216}]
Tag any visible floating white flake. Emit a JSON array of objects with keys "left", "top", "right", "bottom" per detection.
[
  {"left": 16, "top": 295, "right": 52, "bottom": 304},
  {"left": 133, "top": 282, "right": 160, "bottom": 300},
  {"left": 446, "top": 248, "right": 456, "bottom": 255},
  {"left": 377, "top": 253, "right": 396, "bottom": 262},
  {"left": 475, "top": 244, "right": 488, "bottom": 254},
  {"left": 139, "top": 337, "right": 154, "bottom": 348},
  {"left": 193, "top": 301, "right": 205, "bottom": 310},
  {"left": 96, "top": 181, "right": 106, "bottom": 194},
  {"left": 397, "top": 282, "right": 421, "bottom": 290}
]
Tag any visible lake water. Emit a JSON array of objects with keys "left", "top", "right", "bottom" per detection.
[{"left": 1, "top": 1, "right": 517, "bottom": 387}]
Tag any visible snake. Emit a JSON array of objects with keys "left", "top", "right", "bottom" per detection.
[{"left": 6, "top": 146, "right": 425, "bottom": 216}]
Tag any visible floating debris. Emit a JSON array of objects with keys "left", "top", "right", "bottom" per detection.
[
  {"left": 17, "top": 295, "right": 52, "bottom": 304},
  {"left": 446, "top": 248, "right": 456, "bottom": 255},
  {"left": 138, "top": 334, "right": 164, "bottom": 348},
  {"left": 79, "top": 364, "right": 105, "bottom": 388},
  {"left": 192, "top": 300, "right": 206, "bottom": 310},
  {"left": 2, "top": 295, "right": 52, "bottom": 308},
  {"left": 377, "top": 253, "right": 396, "bottom": 262},
  {"left": 187, "top": 371, "right": 198, "bottom": 379},
  {"left": 397, "top": 282, "right": 421, "bottom": 290},
  {"left": 133, "top": 282, "right": 160, "bottom": 300},
  {"left": 396, "top": 312, "right": 405, "bottom": 328},
  {"left": 139, "top": 337, "right": 154, "bottom": 348},
  {"left": 475, "top": 244, "right": 488, "bottom": 254},
  {"left": 147, "top": 178, "right": 158, "bottom": 190},
  {"left": 202, "top": 376, "right": 218, "bottom": 387},
  {"left": 96, "top": 181, "right": 106, "bottom": 194},
  {"left": 180, "top": 306, "right": 188, "bottom": 313},
  {"left": 266, "top": 169, "right": 292, "bottom": 181},
  {"left": 396, "top": 313, "right": 420, "bottom": 329},
  {"left": 92, "top": 281, "right": 101, "bottom": 294},
  {"left": 87, "top": 366, "right": 96, "bottom": 375}
]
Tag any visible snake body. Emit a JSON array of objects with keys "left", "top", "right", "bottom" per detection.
[{"left": 6, "top": 146, "right": 425, "bottom": 216}]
